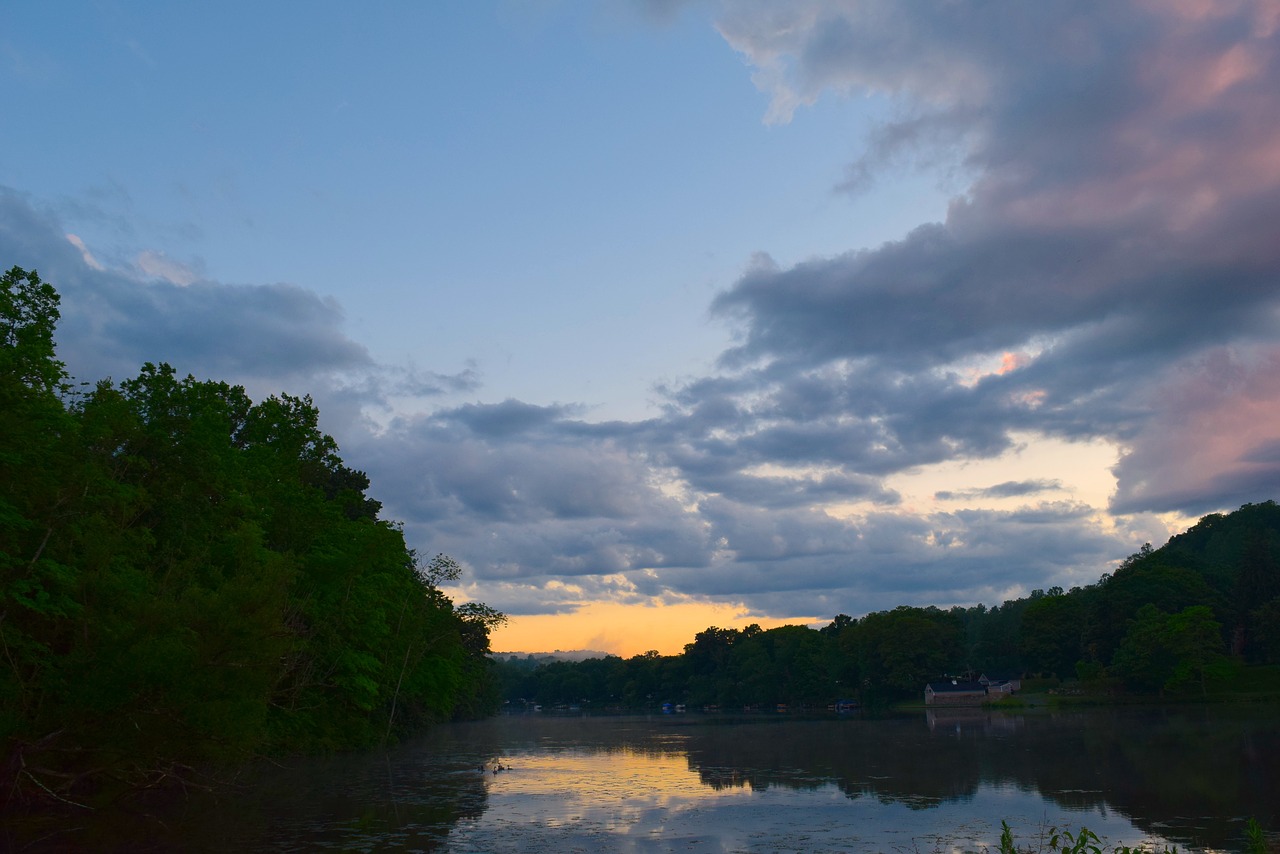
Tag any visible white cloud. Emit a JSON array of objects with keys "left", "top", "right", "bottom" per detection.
[
  {"left": 135, "top": 249, "right": 198, "bottom": 286},
  {"left": 64, "top": 234, "right": 103, "bottom": 270}
]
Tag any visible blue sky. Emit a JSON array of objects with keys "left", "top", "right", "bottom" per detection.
[
  {"left": 4, "top": 2, "right": 945, "bottom": 419},
  {"left": 4, "top": 1, "right": 1279, "bottom": 654}
]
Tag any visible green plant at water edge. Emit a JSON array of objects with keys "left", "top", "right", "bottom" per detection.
[
  {"left": 997, "top": 822, "right": 1185, "bottom": 854},
  {"left": 1244, "top": 818, "right": 1268, "bottom": 854},
  {"left": 1049, "top": 826, "right": 1103, "bottom": 854},
  {"left": 996, "top": 818, "right": 1277, "bottom": 854},
  {"left": 999, "top": 820, "right": 1016, "bottom": 854}
]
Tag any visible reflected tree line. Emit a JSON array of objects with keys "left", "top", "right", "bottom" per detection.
[
  {"left": 675, "top": 709, "right": 1277, "bottom": 851},
  {"left": 497, "top": 501, "right": 1280, "bottom": 709}
]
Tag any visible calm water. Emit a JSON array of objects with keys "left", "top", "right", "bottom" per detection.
[{"left": 12, "top": 706, "right": 1279, "bottom": 852}]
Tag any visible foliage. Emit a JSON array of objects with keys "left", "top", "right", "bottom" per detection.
[
  {"left": 496, "top": 502, "right": 1280, "bottom": 711},
  {"left": 1020, "top": 591, "right": 1084, "bottom": 677},
  {"left": 0, "top": 267, "right": 502, "bottom": 808},
  {"left": 1245, "top": 818, "right": 1270, "bottom": 854},
  {"left": 1110, "top": 605, "right": 1230, "bottom": 694},
  {"left": 0, "top": 265, "right": 65, "bottom": 393},
  {"left": 994, "top": 818, "right": 1274, "bottom": 854}
]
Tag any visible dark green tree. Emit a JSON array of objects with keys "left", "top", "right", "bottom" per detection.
[
  {"left": 1020, "top": 590, "right": 1085, "bottom": 677},
  {"left": 1, "top": 268, "right": 504, "bottom": 806},
  {"left": 1110, "top": 604, "right": 1227, "bottom": 695},
  {"left": 853, "top": 606, "right": 963, "bottom": 696}
]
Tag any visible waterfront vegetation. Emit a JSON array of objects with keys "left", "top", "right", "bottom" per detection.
[
  {"left": 495, "top": 500, "right": 1280, "bottom": 712},
  {"left": 990, "top": 817, "right": 1272, "bottom": 854},
  {"left": 1, "top": 267, "right": 505, "bottom": 809}
]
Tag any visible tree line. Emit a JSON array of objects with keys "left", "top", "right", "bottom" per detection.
[
  {"left": 496, "top": 501, "right": 1280, "bottom": 710},
  {"left": 1, "top": 266, "right": 504, "bottom": 807}
]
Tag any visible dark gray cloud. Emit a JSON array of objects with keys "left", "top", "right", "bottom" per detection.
[
  {"left": 443, "top": 399, "right": 585, "bottom": 439},
  {"left": 343, "top": 378, "right": 1139, "bottom": 620},
  {"left": 1, "top": 187, "right": 371, "bottom": 389},
  {"left": 705, "top": 0, "right": 1280, "bottom": 517},
  {"left": 936, "top": 480, "right": 1064, "bottom": 502},
  {"left": 653, "top": 500, "right": 1124, "bottom": 617},
  {"left": 387, "top": 363, "right": 482, "bottom": 398},
  {"left": 347, "top": 407, "right": 718, "bottom": 590}
]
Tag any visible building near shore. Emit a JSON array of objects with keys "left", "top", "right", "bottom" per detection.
[{"left": 924, "top": 679, "right": 988, "bottom": 706}]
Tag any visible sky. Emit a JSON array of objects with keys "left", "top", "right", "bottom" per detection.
[{"left": 4, "top": 1, "right": 1280, "bottom": 657}]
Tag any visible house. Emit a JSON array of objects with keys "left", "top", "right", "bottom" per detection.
[
  {"left": 979, "top": 671, "right": 1022, "bottom": 696},
  {"left": 924, "top": 679, "right": 988, "bottom": 706}
]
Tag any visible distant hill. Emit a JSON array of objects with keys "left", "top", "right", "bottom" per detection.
[
  {"left": 492, "top": 502, "right": 1280, "bottom": 709},
  {"left": 493, "top": 650, "right": 613, "bottom": 664}
]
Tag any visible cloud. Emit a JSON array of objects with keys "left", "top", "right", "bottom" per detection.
[
  {"left": 935, "top": 480, "right": 1065, "bottom": 502},
  {"left": 701, "top": 0, "right": 1280, "bottom": 520},
  {"left": 64, "top": 234, "right": 103, "bottom": 270},
  {"left": 0, "top": 185, "right": 1164, "bottom": 629},
  {"left": 134, "top": 249, "right": 199, "bottom": 285},
  {"left": 6, "top": 1, "right": 1280, "bottom": 628},
  {"left": 633, "top": 0, "right": 703, "bottom": 26},
  {"left": 443, "top": 399, "right": 585, "bottom": 439},
  {"left": 352, "top": 405, "right": 715, "bottom": 569},
  {"left": 1110, "top": 346, "right": 1280, "bottom": 515},
  {"left": 346, "top": 386, "right": 1135, "bottom": 620},
  {"left": 1, "top": 186, "right": 371, "bottom": 393},
  {"left": 652, "top": 500, "right": 1124, "bottom": 617}
]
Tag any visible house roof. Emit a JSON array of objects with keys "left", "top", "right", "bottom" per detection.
[
  {"left": 926, "top": 680, "right": 986, "bottom": 693},
  {"left": 979, "top": 671, "right": 1021, "bottom": 682}
]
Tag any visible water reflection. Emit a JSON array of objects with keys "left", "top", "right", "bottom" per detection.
[
  {"left": 457, "top": 707, "right": 1277, "bottom": 852},
  {"left": 9, "top": 706, "right": 1276, "bottom": 852},
  {"left": 676, "top": 706, "right": 1277, "bottom": 849}
]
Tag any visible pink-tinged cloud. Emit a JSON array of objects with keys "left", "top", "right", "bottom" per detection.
[
  {"left": 1111, "top": 347, "right": 1280, "bottom": 514},
  {"left": 998, "top": 352, "right": 1029, "bottom": 375},
  {"left": 708, "top": 0, "right": 1280, "bottom": 525}
]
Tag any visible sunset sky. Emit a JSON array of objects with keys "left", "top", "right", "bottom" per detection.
[{"left": 4, "top": 1, "right": 1280, "bottom": 656}]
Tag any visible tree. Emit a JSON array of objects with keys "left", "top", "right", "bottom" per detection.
[
  {"left": 1020, "top": 592, "right": 1085, "bottom": 677},
  {"left": 1, "top": 268, "right": 506, "bottom": 805},
  {"left": 1110, "top": 605, "right": 1227, "bottom": 694},
  {"left": 0, "top": 266, "right": 65, "bottom": 393},
  {"left": 1163, "top": 605, "right": 1229, "bottom": 694},
  {"left": 968, "top": 600, "right": 1027, "bottom": 673},
  {"left": 1082, "top": 556, "right": 1220, "bottom": 664},
  {"left": 683, "top": 626, "right": 745, "bottom": 706},
  {"left": 1235, "top": 531, "right": 1280, "bottom": 660},
  {"left": 1249, "top": 596, "right": 1280, "bottom": 664},
  {"left": 853, "top": 607, "right": 962, "bottom": 696},
  {"left": 1, "top": 267, "right": 80, "bottom": 758},
  {"left": 1110, "top": 605, "right": 1178, "bottom": 692},
  {"left": 821, "top": 613, "right": 854, "bottom": 636}
]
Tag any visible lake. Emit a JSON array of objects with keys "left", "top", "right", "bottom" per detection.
[{"left": 11, "top": 705, "right": 1278, "bottom": 852}]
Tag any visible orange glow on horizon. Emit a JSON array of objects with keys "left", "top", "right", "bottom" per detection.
[{"left": 490, "top": 600, "right": 823, "bottom": 658}]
